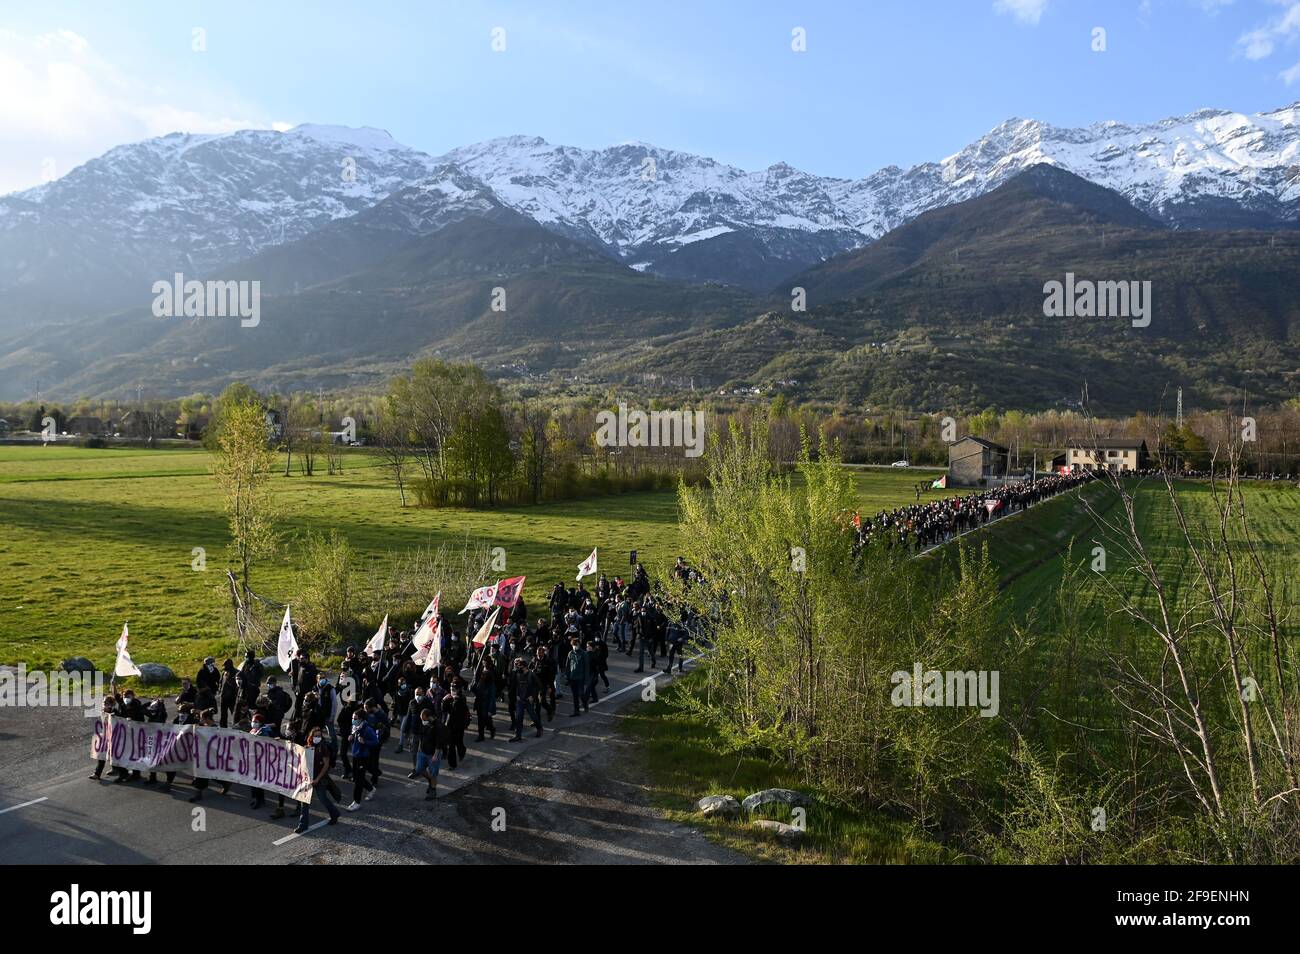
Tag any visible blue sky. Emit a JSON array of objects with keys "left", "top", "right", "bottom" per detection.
[{"left": 3, "top": 0, "right": 1300, "bottom": 193}]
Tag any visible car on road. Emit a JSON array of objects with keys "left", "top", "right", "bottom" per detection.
[{"left": 891, "top": 460, "right": 910, "bottom": 467}]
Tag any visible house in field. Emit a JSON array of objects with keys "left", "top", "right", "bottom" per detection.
[
  {"left": 67, "top": 415, "right": 106, "bottom": 436},
  {"left": 948, "top": 436, "right": 1010, "bottom": 487},
  {"left": 1065, "top": 437, "right": 1148, "bottom": 473}
]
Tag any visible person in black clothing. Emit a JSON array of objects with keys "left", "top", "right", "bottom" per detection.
[
  {"left": 664, "top": 614, "right": 689, "bottom": 674},
  {"left": 337, "top": 699, "right": 360, "bottom": 779},
  {"left": 441, "top": 684, "right": 469, "bottom": 769},
  {"left": 89, "top": 694, "right": 125, "bottom": 781},
  {"left": 188, "top": 709, "right": 220, "bottom": 802},
  {"left": 142, "top": 697, "right": 168, "bottom": 785},
  {"left": 591, "top": 636, "right": 610, "bottom": 692},
  {"left": 393, "top": 676, "right": 413, "bottom": 752},
  {"left": 215, "top": 659, "right": 238, "bottom": 727},
  {"left": 472, "top": 662, "right": 496, "bottom": 741},
  {"left": 290, "top": 649, "right": 318, "bottom": 718},
  {"left": 266, "top": 676, "right": 293, "bottom": 725},
  {"left": 162, "top": 703, "right": 196, "bottom": 792},
  {"left": 195, "top": 657, "right": 220, "bottom": 710},
  {"left": 296, "top": 726, "right": 340, "bottom": 832},
  {"left": 534, "top": 645, "right": 557, "bottom": 722},
  {"left": 113, "top": 688, "right": 146, "bottom": 782},
  {"left": 298, "top": 690, "right": 322, "bottom": 734},
  {"left": 363, "top": 699, "right": 389, "bottom": 786},
  {"left": 175, "top": 678, "right": 197, "bottom": 709},
  {"left": 237, "top": 650, "right": 263, "bottom": 710},
  {"left": 508, "top": 658, "right": 543, "bottom": 742},
  {"left": 414, "top": 707, "right": 443, "bottom": 799}
]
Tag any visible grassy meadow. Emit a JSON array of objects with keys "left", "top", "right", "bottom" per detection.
[{"left": 0, "top": 446, "right": 949, "bottom": 678}]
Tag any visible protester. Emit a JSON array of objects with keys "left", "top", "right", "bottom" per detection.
[
  {"left": 855, "top": 471, "right": 1093, "bottom": 553},
  {"left": 345, "top": 709, "right": 379, "bottom": 811},
  {"left": 296, "top": 725, "right": 340, "bottom": 832}
]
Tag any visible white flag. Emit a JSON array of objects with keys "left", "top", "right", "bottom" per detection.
[
  {"left": 365, "top": 614, "right": 389, "bottom": 655},
  {"left": 411, "top": 594, "right": 441, "bottom": 664},
  {"left": 421, "top": 618, "right": 444, "bottom": 672},
  {"left": 277, "top": 605, "right": 298, "bottom": 672},
  {"left": 114, "top": 623, "right": 141, "bottom": 678},
  {"left": 459, "top": 582, "right": 497, "bottom": 615},
  {"left": 576, "top": 547, "right": 598, "bottom": 581},
  {"left": 472, "top": 606, "right": 501, "bottom": 647}
]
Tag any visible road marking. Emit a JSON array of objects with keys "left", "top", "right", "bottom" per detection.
[
  {"left": 272, "top": 818, "right": 330, "bottom": 845},
  {"left": 0, "top": 796, "right": 48, "bottom": 815},
  {"left": 594, "top": 654, "right": 702, "bottom": 704}
]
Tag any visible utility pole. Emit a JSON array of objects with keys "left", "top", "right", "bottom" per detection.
[{"left": 1176, "top": 387, "right": 1183, "bottom": 431}]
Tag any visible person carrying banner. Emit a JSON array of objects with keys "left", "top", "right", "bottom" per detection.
[
  {"left": 89, "top": 694, "right": 123, "bottom": 781},
  {"left": 109, "top": 688, "right": 146, "bottom": 783},
  {"left": 296, "top": 726, "right": 340, "bottom": 832},
  {"left": 188, "top": 709, "right": 220, "bottom": 802},
  {"left": 142, "top": 697, "right": 169, "bottom": 786}
]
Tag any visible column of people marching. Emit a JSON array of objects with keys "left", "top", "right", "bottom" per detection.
[
  {"left": 89, "top": 470, "right": 1101, "bottom": 833},
  {"left": 854, "top": 470, "right": 1096, "bottom": 553},
  {"left": 89, "top": 553, "right": 710, "bottom": 835}
]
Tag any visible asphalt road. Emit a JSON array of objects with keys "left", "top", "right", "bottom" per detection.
[{"left": 0, "top": 645, "right": 745, "bottom": 865}]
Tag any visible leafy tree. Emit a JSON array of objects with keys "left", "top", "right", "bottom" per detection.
[{"left": 212, "top": 398, "right": 278, "bottom": 612}]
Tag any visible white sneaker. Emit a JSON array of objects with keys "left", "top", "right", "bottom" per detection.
[
  {"left": 346, "top": 801, "right": 361, "bottom": 811},
  {"left": 365, "top": 790, "right": 377, "bottom": 801}
]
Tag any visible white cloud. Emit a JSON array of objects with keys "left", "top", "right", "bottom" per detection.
[
  {"left": 0, "top": 29, "right": 274, "bottom": 195},
  {"left": 1281, "top": 60, "right": 1300, "bottom": 83},
  {"left": 993, "top": 0, "right": 1048, "bottom": 25},
  {"left": 1235, "top": 2, "right": 1300, "bottom": 63}
]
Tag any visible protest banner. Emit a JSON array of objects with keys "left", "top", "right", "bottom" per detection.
[{"left": 90, "top": 716, "right": 314, "bottom": 803}]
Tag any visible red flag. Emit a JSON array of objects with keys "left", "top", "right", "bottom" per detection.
[{"left": 493, "top": 576, "right": 526, "bottom": 609}]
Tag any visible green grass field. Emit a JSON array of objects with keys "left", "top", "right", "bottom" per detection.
[
  {"left": 4, "top": 446, "right": 1295, "bottom": 863},
  {"left": 0, "top": 447, "right": 949, "bottom": 678}
]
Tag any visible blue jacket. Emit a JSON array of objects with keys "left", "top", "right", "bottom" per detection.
[{"left": 349, "top": 722, "right": 378, "bottom": 758}]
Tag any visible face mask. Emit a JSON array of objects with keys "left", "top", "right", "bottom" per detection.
[
  {"left": 311, "top": 735, "right": 322, "bottom": 745},
  {"left": 352, "top": 720, "right": 363, "bottom": 729}
]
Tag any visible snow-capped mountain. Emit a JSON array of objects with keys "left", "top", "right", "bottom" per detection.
[
  {"left": 437, "top": 103, "right": 1300, "bottom": 265},
  {"left": 3, "top": 103, "right": 1300, "bottom": 329},
  {"left": 0, "top": 123, "right": 438, "bottom": 272}
]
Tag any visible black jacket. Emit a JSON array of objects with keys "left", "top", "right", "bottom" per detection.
[
  {"left": 195, "top": 663, "right": 220, "bottom": 694},
  {"left": 290, "top": 658, "right": 318, "bottom": 694}
]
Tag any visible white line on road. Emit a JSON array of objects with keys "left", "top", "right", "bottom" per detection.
[
  {"left": 0, "top": 796, "right": 48, "bottom": 815},
  {"left": 272, "top": 818, "right": 330, "bottom": 845}
]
